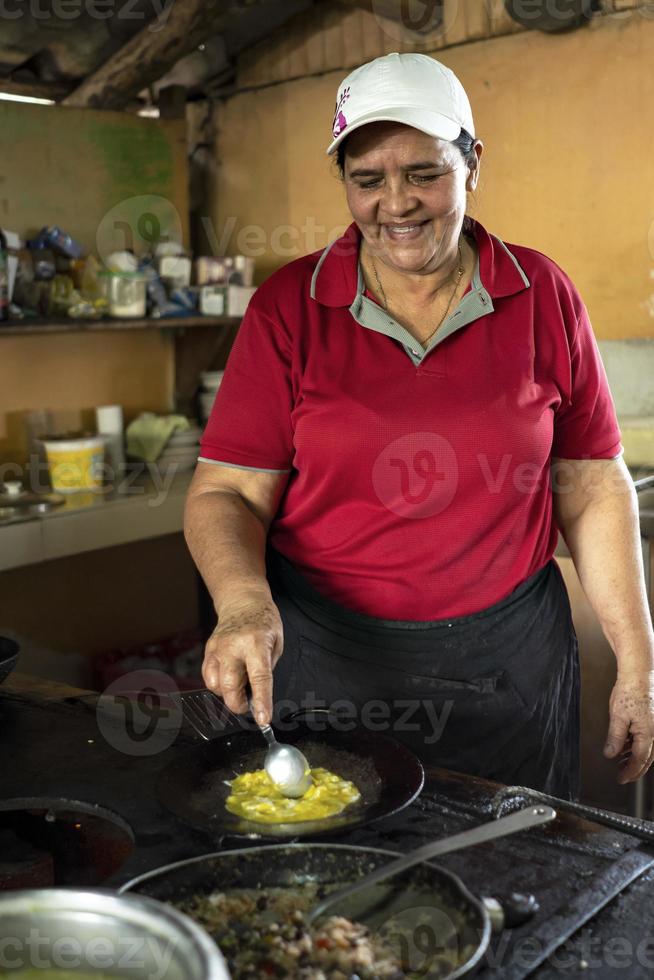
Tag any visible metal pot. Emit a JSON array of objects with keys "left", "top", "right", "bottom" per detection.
[
  {"left": 0, "top": 888, "right": 230, "bottom": 979},
  {"left": 122, "top": 844, "right": 492, "bottom": 979}
]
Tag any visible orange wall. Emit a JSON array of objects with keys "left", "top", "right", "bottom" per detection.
[
  {"left": 0, "top": 331, "right": 174, "bottom": 464},
  {"left": 210, "top": 10, "right": 654, "bottom": 339}
]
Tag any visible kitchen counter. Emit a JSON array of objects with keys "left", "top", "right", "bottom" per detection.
[
  {"left": 0, "top": 468, "right": 194, "bottom": 572},
  {"left": 3, "top": 674, "right": 654, "bottom": 979}
]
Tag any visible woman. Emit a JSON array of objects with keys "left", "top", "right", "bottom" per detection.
[{"left": 185, "top": 53, "right": 654, "bottom": 799}]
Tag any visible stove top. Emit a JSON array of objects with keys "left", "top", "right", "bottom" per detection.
[{"left": 2, "top": 686, "right": 654, "bottom": 979}]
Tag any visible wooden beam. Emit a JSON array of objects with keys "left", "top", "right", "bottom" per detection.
[
  {"left": 62, "top": 0, "right": 296, "bottom": 111},
  {"left": 62, "top": 0, "right": 221, "bottom": 110}
]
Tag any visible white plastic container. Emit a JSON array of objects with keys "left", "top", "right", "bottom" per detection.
[
  {"left": 232, "top": 254, "right": 255, "bottom": 286},
  {"left": 227, "top": 284, "right": 256, "bottom": 316},
  {"left": 200, "top": 391, "right": 217, "bottom": 423},
  {"left": 95, "top": 404, "right": 125, "bottom": 478},
  {"left": 200, "top": 284, "right": 227, "bottom": 316},
  {"left": 200, "top": 370, "right": 224, "bottom": 392}
]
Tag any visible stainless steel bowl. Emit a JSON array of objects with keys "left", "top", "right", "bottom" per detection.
[{"left": 0, "top": 889, "right": 230, "bottom": 979}]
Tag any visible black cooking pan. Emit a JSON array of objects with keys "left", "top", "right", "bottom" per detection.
[
  {"left": 0, "top": 635, "right": 19, "bottom": 685},
  {"left": 121, "top": 843, "right": 491, "bottom": 979},
  {"left": 157, "top": 710, "right": 424, "bottom": 840}
]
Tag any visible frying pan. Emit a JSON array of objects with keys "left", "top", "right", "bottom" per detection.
[
  {"left": 0, "top": 635, "right": 20, "bottom": 685},
  {"left": 157, "top": 711, "right": 424, "bottom": 840},
  {"left": 121, "top": 843, "right": 491, "bottom": 979}
]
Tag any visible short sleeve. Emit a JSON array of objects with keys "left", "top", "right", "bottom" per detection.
[
  {"left": 551, "top": 302, "right": 622, "bottom": 459},
  {"left": 199, "top": 299, "right": 294, "bottom": 471}
]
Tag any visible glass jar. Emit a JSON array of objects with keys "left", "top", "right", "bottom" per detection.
[{"left": 103, "top": 271, "right": 148, "bottom": 318}]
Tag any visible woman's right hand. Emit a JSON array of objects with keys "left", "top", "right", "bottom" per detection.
[{"left": 202, "top": 589, "right": 284, "bottom": 725}]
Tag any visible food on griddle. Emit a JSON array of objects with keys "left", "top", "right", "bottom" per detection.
[
  {"left": 178, "top": 885, "right": 409, "bottom": 979},
  {"left": 226, "top": 767, "right": 361, "bottom": 823}
]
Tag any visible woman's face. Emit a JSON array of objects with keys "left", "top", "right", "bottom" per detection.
[{"left": 342, "top": 122, "right": 482, "bottom": 275}]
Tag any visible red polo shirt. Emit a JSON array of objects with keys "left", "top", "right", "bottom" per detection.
[{"left": 200, "top": 219, "right": 622, "bottom": 620}]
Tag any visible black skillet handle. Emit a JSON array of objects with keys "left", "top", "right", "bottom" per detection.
[
  {"left": 284, "top": 707, "right": 335, "bottom": 720},
  {"left": 278, "top": 706, "right": 338, "bottom": 727}
]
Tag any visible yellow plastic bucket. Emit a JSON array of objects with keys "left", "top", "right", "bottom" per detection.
[{"left": 42, "top": 436, "right": 105, "bottom": 493}]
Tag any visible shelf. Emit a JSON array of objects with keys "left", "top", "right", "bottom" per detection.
[{"left": 0, "top": 314, "right": 241, "bottom": 337}]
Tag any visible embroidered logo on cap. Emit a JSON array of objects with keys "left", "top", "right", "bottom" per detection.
[{"left": 332, "top": 86, "right": 351, "bottom": 137}]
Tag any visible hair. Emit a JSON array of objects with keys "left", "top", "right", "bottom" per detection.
[{"left": 335, "top": 127, "right": 478, "bottom": 178}]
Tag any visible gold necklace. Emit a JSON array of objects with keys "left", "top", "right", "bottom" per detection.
[{"left": 370, "top": 245, "right": 464, "bottom": 350}]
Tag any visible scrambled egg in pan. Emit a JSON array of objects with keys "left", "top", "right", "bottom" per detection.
[{"left": 226, "top": 767, "right": 360, "bottom": 823}]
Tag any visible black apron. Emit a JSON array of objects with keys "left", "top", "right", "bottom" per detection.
[{"left": 266, "top": 548, "right": 580, "bottom": 801}]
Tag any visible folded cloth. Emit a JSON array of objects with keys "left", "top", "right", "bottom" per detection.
[{"left": 126, "top": 413, "right": 190, "bottom": 462}]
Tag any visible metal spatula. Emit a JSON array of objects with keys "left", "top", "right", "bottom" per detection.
[{"left": 307, "top": 804, "right": 556, "bottom": 924}]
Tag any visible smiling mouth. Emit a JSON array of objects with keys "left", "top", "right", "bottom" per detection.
[{"left": 382, "top": 221, "right": 428, "bottom": 237}]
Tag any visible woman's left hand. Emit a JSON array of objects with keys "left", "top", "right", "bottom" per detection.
[{"left": 604, "top": 668, "right": 654, "bottom": 784}]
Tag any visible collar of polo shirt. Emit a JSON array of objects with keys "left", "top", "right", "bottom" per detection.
[
  {"left": 310, "top": 219, "right": 530, "bottom": 308},
  {"left": 310, "top": 219, "right": 531, "bottom": 365}
]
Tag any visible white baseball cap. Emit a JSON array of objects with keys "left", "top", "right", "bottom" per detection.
[{"left": 326, "top": 52, "right": 475, "bottom": 156}]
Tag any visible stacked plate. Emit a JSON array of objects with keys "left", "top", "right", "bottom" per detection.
[
  {"left": 157, "top": 423, "right": 203, "bottom": 474},
  {"left": 199, "top": 370, "right": 224, "bottom": 423}
]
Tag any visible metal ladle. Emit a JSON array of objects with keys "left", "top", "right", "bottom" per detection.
[{"left": 250, "top": 701, "right": 313, "bottom": 798}]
